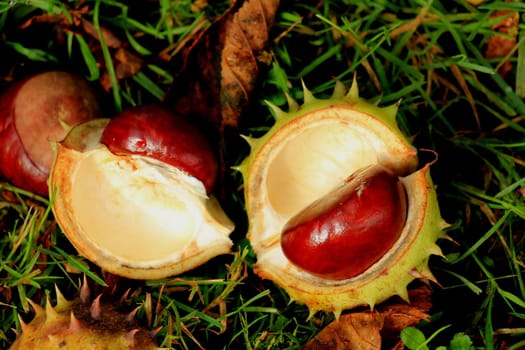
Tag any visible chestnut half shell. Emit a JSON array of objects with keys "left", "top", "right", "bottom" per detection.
[{"left": 50, "top": 106, "right": 234, "bottom": 280}]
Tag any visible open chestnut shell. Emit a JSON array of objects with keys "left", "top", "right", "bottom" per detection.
[
  {"left": 237, "top": 80, "right": 447, "bottom": 316},
  {"left": 50, "top": 106, "right": 234, "bottom": 280}
]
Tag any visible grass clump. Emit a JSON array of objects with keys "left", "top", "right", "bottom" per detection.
[{"left": 0, "top": 0, "right": 525, "bottom": 349}]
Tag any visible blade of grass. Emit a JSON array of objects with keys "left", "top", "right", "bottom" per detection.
[
  {"left": 93, "top": 0, "right": 121, "bottom": 111},
  {"left": 75, "top": 34, "right": 100, "bottom": 81},
  {"left": 5, "top": 41, "right": 58, "bottom": 62}
]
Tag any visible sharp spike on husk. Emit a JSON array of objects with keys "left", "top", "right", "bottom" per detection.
[
  {"left": 441, "top": 232, "right": 457, "bottom": 245},
  {"left": 346, "top": 75, "right": 360, "bottom": 102},
  {"left": 240, "top": 134, "right": 257, "bottom": 149},
  {"left": 265, "top": 100, "right": 286, "bottom": 121},
  {"left": 124, "top": 328, "right": 140, "bottom": 346},
  {"left": 396, "top": 286, "right": 410, "bottom": 303},
  {"left": 17, "top": 315, "right": 28, "bottom": 333},
  {"left": 119, "top": 288, "right": 131, "bottom": 307},
  {"left": 12, "top": 328, "right": 20, "bottom": 338},
  {"left": 90, "top": 294, "right": 102, "bottom": 320},
  {"left": 284, "top": 91, "right": 299, "bottom": 112},
  {"left": 150, "top": 325, "right": 163, "bottom": 338},
  {"left": 126, "top": 306, "right": 140, "bottom": 323},
  {"left": 409, "top": 266, "right": 439, "bottom": 285},
  {"left": 230, "top": 164, "right": 242, "bottom": 173},
  {"left": 301, "top": 80, "right": 316, "bottom": 105},
  {"left": 44, "top": 297, "right": 60, "bottom": 323},
  {"left": 80, "top": 275, "right": 90, "bottom": 304},
  {"left": 27, "top": 299, "right": 44, "bottom": 319},
  {"left": 333, "top": 308, "right": 343, "bottom": 320},
  {"left": 429, "top": 243, "right": 445, "bottom": 258},
  {"left": 332, "top": 79, "right": 347, "bottom": 99},
  {"left": 440, "top": 219, "right": 452, "bottom": 231},
  {"left": 54, "top": 285, "right": 71, "bottom": 312},
  {"left": 423, "top": 268, "right": 440, "bottom": 286},
  {"left": 306, "top": 307, "right": 317, "bottom": 321},
  {"left": 381, "top": 103, "right": 400, "bottom": 126},
  {"left": 144, "top": 292, "right": 153, "bottom": 327},
  {"left": 234, "top": 161, "right": 249, "bottom": 180},
  {"left": 69, "top": 311, "right": 83, "bottom": 332}
]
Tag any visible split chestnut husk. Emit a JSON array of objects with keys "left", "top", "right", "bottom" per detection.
[
  {"left": 0, "top": 71, "right": 99, "bottom": 196},
  {"left": 50, "top": 105, "right": 234, "bottom": 280},
  {"left": 237, "top": 80, "right": 448, "bottom": 317}
]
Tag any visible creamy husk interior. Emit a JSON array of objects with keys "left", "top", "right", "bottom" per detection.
[
  {"left": 71, "top": 147, "right": 220, "bottom": 262},
  {"left": 51, "top": 119, "right": 234, "bottom": 279},
  {"left": 246, "top": 106, "right": 418, "bottom": 251},
  {"left": 266, "top": 122, "right": 380, "bottom": 217}
]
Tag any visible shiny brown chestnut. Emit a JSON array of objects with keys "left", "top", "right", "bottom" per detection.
[
  {"left": 100, "top": 105, "right": 218, "bottom": 193},
  {"left": 281, "top": 165, "right": 407, "bottom": 280},
  {"left": 0, "top": 71, "right": 99, "bottom": 195}
]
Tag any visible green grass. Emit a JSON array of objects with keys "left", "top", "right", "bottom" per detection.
[{"left": 1, "top": 0, "right": 525, "bottom": 349}]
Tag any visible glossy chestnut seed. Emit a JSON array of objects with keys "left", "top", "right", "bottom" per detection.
[
  {"left": 100, "top": 105, "right": 218, "bottom": 194},
  {"left": 281, "top": 165, "right": 407, "bottom": 280},
  {"left": 0, "top": 71, "right": 99, "bottom": 196}
]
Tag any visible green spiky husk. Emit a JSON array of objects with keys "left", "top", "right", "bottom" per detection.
[
  {"left": 10, "top": 285, "right": 161, "bottom": 350},
  {"left": 237, "top": 79, "right": 446, "bottom": 317}
]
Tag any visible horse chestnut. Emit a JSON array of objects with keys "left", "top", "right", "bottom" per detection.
[
  {"left": 0, "top": 71, "right": 99, "bottom": 196},
  {"left": 101, "top": 105, "right": 218, "bottom": 193},
  {"left": 281, "top": 165, "right": 407, "bottom": 280}
]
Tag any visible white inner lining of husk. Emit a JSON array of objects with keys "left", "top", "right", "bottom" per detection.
[
  {"left": 266, "top": 123, "right": 379, "bottom": 217},
  {"left": 70, "top": 147, "right": 206, "bottom": 262}
]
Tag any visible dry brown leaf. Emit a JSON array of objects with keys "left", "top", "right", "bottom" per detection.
[
  {"left": 167, "top": 0, "right": 280, "bottom": 131},
  {"left": 303, "top": 312, "right": 384, "bottom": 350},
  {"left": 486, "top": 10, "right": 519, "bottom": 77},
  {"left": 18, "top": 5, "right": 89, "bottom": 29},
  {"left": 99, "top": 48, "right": 145, "bottom": 92},
  {"left": 378, "top": 285, "right": 432, "bottom": 349},
  {"left": 303, "top": 285, "right": 432, "bottom": 350},
  {"left": 81, "top": 18, "right": 123, "bottom": 49},
  {"left": 219, "top": 10, "right": 259, "bottom": 129},
  {"left": 114, "top": 48, "right": 144, "bottom": 80}
]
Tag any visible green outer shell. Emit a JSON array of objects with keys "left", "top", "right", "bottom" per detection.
[{"left": 237, "top": 80, "right": 446, "bottom": 317}]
